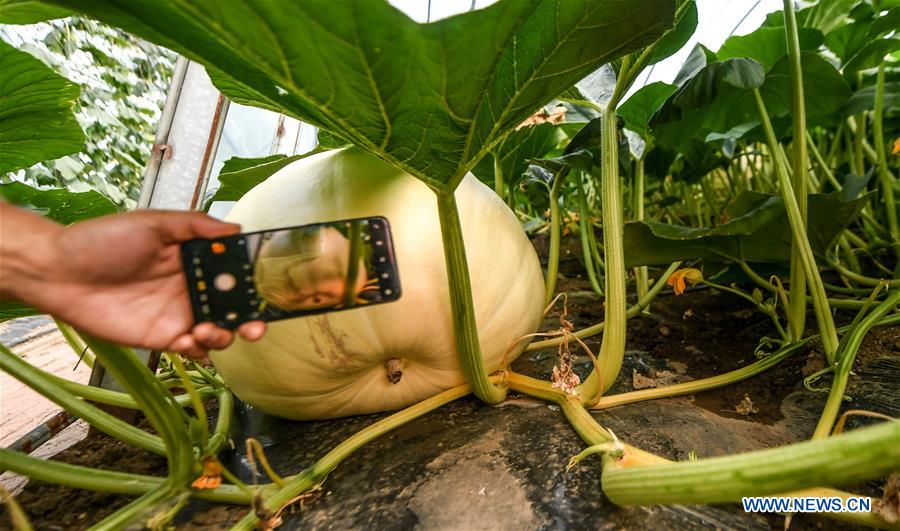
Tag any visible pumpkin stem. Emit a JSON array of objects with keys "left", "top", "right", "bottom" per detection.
[{"left": 385, "top": 358, "right": 404, "bottom": 384}]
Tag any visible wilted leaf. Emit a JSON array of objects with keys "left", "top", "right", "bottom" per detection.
[
  {"left": 517, "top": 106, "right": 568, "bottom": 131},
  {"left": 0, "top": 41, "right": 84, "bottom": 175},
  {"left": 50, "top": 0, "right": 675, "bottom": 191}
]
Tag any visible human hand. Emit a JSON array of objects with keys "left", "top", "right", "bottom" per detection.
[{"left": 0, "top": 205, "right": 265, "bottom": 358}]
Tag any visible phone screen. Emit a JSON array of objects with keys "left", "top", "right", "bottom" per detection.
[{"left": 181, "top": 217, "right": 400, "bottom": 328}]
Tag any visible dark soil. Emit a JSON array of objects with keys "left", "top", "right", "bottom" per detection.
[
  {"left": 2, "top": 430, "right": 167, "bottom": 530},
  {"left": 3, "top": 233, "right": 898, "bottom": 530}
]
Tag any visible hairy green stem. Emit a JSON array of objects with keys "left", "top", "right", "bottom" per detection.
[
  {"left": 737, "top": 260, "right": 877, "bottom": 310},
  {"left": 827, "top": 258, "right": 900, "bottom": 288},
  {"left": 43, "top": 368, "right": 216, "bottom": 409},
  {"left": 578, "top": 178, "right": 604, "bottom": 296},
  {"left": 207, "top": 388, "right": 234, "bottom": 455},
  {"left": 783, "top": 0, "right": 809, "bottom": 342},
  {"left": 632, "top": 156, "right": 649, "bottom": 300},
  {"left": 544, "top": 172, "right": 565, "bottom": 306},
  {"left": 812, "top": 290, "right": 900, "bottom": 439},
  {"left": 493, "top": 151, "right": 503, "bottom": 197},
  {"left": 0, "top": 448, "right": 253, "bottom": 504},
  {"left": 602, "top": 420, "right": 900, "bottom": 508},
  {"left": 506, "top": 375, "right": 893, "bottom": 529},
  {"left": 79, "top": 336, "right": 196, "bottom": 530},
  {"left": 436, "top": 190, "right": 507, "bottom": 404},
  {"left": 873, "top": 64, "right": 899, "bottom": 257},
  {"left": 594, "top": 340, "right": 807, "bottom": 409},
  {"left": 592, "top": 312, "right": 900, "bottom": 410},
  {"left": 0, "top": 343, "right": 165, "bottom": 455},
  {"left": 169, "top": 354, "right": 208, "bottom": 448},
  {"left": 233, "top": 381, "right": 480, "bottom": 530},
  {"left": 54, "top": 319, "right": 93, "bottom": 369},
  {"left": 582, "top": 109, "right": 627, "bottom": 397},
  {"left": 753, "top": 89, "right": 839, "bottom": 362}
]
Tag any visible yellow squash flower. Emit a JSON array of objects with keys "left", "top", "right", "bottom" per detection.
[{"left": 666, "top": 268, "right": 703, "bottom": 295}]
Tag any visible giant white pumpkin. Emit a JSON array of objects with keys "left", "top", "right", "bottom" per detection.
[{"left": 212, "top": 148, "right": 544, "bottom": 420}]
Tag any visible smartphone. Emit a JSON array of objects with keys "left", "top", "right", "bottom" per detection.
[{"left": 181, "top": 216, "right": 401, "bottom": 329}]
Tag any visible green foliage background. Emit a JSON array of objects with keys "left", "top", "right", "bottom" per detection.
[{"left": 0, "top": 17, "right": 174, "bottom": 207}]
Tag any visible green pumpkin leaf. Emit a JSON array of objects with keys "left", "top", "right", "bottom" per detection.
[
  {"left": 717, "top": 26, "right": 824, "bottom": 72},
  {"left": 824, "top": 20, "right": 871, "bottom": 64},
  {"left": 0, "top": 182, "right": 116, "bottom": 225},
  {"left": 651, "top": 52, "right": 850, "bottom": 149},
  {"left": 0, "top": 41, "right": 84, "bottom": 175},
  {"left": 623, "top": 191, "right": 869, "bottom": 268},
  {"left": 205, "top": 154, "right": 307, "bottom": 207},
  {"left": 672, "top": 43, "right": 717, "bottom": 87},
  {"left": 47, "top": 0, "right": 674, "bottom": 190},
  {"left": 840, "top": 167, "right": 876, "bottom": 202},
  {"left": 841, "top": 82, "right": 900, "bottom": 117},
  {"left": 0, "top": 0, "right": 71, "bottom": 24},
  {"left": 647, "top": 0, "right": 698, "bottom": 65},
  {"left": 472, "top": 122, "right": 565, "bottom": 190},
  {"left": 868, "top": 6, "right": 900, "bottom": 39},
  {"left": 764, "top": 0, "right": 856, "bottom": 35},
  {"left": 0, "top": 302, "right": 41, "bottom": 323},
  {"left": 760, "top": 52, "right": 852, "bottom": 124},
  {"left": 618, "top": 81, "right": 676, "bottom": 139},
  {"left": 843, "top": 37, "right": 900, "bottom": 74}
]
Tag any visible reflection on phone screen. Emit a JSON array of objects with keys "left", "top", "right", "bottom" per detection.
[{"left": 248, "top": 220, "right": 387, "bottom": 317}]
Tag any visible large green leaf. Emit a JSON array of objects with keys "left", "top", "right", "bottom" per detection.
[
  {"left": 617, "top": 81, "right": 676, "bottom": 138},
  {"left": 760, "top": 52, "right": 853, "bottom": 124},
  {"left": 0, "top": 41, "right": 84, "bottom": 175},
  {"left": 841, "top": 82, "right": 900, "bottom": 117},
  {"left": 204, "top": 153, "right": 308, "bottom": 207},
  {"left": 50, "top": 0, "right": 674, "bottom": 191},
  {"left": 868, "top": 6, "right": 900, "bottom": 39},
  {"left": 647, "top": 0, "right": 698, "bottom": 65},
  {"left": 717, "top": 26, "right": 824, "bottom": 72},
  {"left": 0, "top": 0, "right": 71, "bottom": 23},
  {"left": 0, "top": 302, "right": 41, "bottom": 323},
  {"left": 763, "top": 0, "right": 856, "bottom": 35},
  {"left": 623, "top": 191, "right": 868, "bottom": 268},
  {"left": 824, "top": 21, "right": 871, "bottom": 65},
  {"left": 651, "top": 53, "right": 850, "bottom": 149},
  {"left": 649, "top": 58, "right": 765, "bottom": 140},
  {"left": 0, "top": 181, "right": 117, "bottom": 225},
  {"left": 472, "top": 122, "right": 565, "bottom": 190},
  {"left": 843, "top": 37, "right": 900, "bottom": 74}
]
